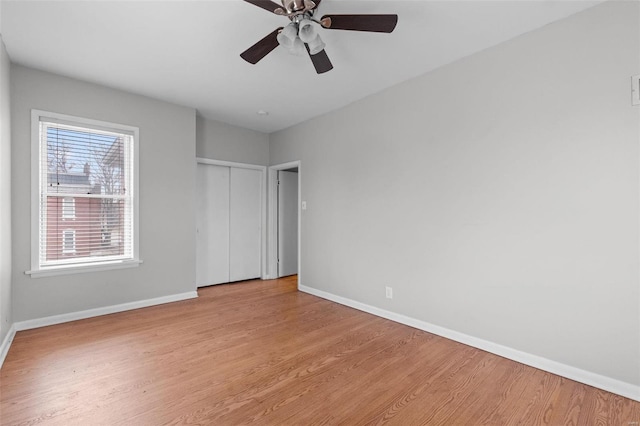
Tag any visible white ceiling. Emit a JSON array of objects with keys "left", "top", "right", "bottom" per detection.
[{"left": 2, "top": 0, "right": 601, "bottom": 133}]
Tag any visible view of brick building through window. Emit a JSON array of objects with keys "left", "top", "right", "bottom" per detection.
[{"left": 43, "top": 125, "right": 127, "bottom": 264}]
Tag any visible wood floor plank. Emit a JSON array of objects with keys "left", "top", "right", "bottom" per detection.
[{"left": 1, "top": 276, "right": 638, "bottom": 425}]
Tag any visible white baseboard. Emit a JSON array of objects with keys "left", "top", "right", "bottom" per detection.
[
  {"left": 298, "top": 284, "right": 640, "bottom": 402},
  {"left": 13, "top": 291, "right": 198, "bottom": 332},
  {"left": 0, "top": 323, "right": 17, "bottom": 369}
]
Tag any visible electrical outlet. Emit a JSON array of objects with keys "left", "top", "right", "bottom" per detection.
[
  {"left": 632, "top": 75, "right": 640, "bottom": 106},
  {"left": 385, "top": 286, "right": 393, "bottom": 299}
]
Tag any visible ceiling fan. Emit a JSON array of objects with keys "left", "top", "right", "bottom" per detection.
[{"left": 240, "top": 0, "right": 398, "bottom": 74}]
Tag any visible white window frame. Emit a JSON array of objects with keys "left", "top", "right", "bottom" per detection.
[
  {"left": 27, "top": 110, "right": 142, "bottom": 278},
  {"left": 62, "top": 197, "right": 75, "bottom": 220},
  {"left": 62, "top": 229, "right": 76, "bottom": 254}
]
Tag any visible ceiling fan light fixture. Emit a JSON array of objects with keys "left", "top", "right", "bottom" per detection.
[
  {"left": 276, "top": 22, "right": 298, "bottom": 48},
  {"left": 307, "top": 34, "right": 325, "bottom": 55},
  {"left": 289, "top": 37, "right": 306, "bottom": 56},
  {"left": 298, "top": 18, "right": 317, "bottom": 43}
]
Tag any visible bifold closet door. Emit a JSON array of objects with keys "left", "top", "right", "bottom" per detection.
[
  {"left": 229, "top": 167, "right": 262, "bottom": 282},
  {"left": 196, "top": 163, "right": 230, "bottom": 286}
]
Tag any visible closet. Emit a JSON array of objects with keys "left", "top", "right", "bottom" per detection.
[{"left": 196, "top": 162, "right": 262, "bottom": 287}]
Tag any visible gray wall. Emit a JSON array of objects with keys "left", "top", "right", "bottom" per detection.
[
  {"left": 0, "top": 36, "right": 12, "bottom": 343},
  {"left": 11, "top": 66, "right": 197, "bottom": 321},
  {"left": 196, "top": 115, "right": 269, "bottom": 165},
  {"left": 270, "top": 1, "right": 640, "bottom": 386}
]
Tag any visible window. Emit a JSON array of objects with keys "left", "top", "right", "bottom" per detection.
[
  {"left": 28, "top": 110, "right": 140, "bottom": 277},
  {"left": 62, "top": 197, "right": 75, "bottom": 219},
  {"left": 62, "top": 230, "right": 76, "bottom": 254}
]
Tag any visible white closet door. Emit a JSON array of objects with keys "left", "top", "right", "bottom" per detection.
[
  {"left": 278, "top": 170, "right": 298, "bottom": 277},
  {"left": 229, "top": 167, "right": 262, "bottom": 282},
  {"left": 196, "top": 163, "right": 230, "bottom": 287}
]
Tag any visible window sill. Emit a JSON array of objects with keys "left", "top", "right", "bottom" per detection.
[{"left": 26, "top": 259, "right": 143, "bottom": 278}]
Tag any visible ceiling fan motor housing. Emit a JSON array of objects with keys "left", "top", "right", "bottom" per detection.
[
  {"left": 276, "top": 0, "right": 319, "bottom": 17},
  {"left": 282, "top": 0, "right": 304, "bottom": 13},
  {"left": 281, "top": 0, "right": 319, "bottom": 14}
]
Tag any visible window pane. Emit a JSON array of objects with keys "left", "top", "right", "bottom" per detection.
[{"left": 46, "top": 127, "right": 125, "bottom": 196}]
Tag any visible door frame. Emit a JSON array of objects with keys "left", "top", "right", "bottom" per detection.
[
  {"left": 268, "top": 161, "right": 301, "bottom": 284},
  {"left": 196, "top": 158, "right": 268, "bottom": 280}
]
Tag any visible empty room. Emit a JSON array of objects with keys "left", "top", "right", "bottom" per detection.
[{"left": 0, "top": 0, "right": 639, "bottom": 424}]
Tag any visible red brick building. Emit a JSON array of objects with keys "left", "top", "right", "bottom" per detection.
[{"left": 45, "top": 172, "right": 103, "bottom": 262}]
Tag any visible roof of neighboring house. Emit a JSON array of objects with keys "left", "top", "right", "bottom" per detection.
[
  {"left": 48, "top": 173, "right": 90, "bottom": 186},
  {"left": 47, "top": 172, "right": 101, "bottom": 195}
]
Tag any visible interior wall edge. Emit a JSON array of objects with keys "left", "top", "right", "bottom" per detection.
[
  {"left": 298, "top": 284, "right": 640, "bottom": 402},
  {"left": 0, "top": 33, "right": 13, "bottom": 353},
  {"left": 0, "top": 323, "right": 16, "bottom": 370},
  {"left": 12, "top": 290, "right": 198, "bottom": 333},
  {"left": 0, "top": 290, "right": 199, "bottom": 369}
]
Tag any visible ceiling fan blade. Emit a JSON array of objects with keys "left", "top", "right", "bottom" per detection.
[
  {"left": 240, "top": 27, "right": 283, "bottom": 65},
  {"left": 306, "top": 45, "right": 333, "bottom": 74},
  {"left": 320, "top": 14, "right": 398, "bottom": 33},
  {"left": 243, "top": 0, "right": 285, "bottom": 15}
]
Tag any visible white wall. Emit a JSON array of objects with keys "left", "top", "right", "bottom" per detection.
[
  {"left": 270, "top": 0, "right": 640, "bottom": 387},
  {"left": 0, "top": 35, "right": 13, "bottom": 344},
  {"left": 196, "top": 116, "right": 269, "bottom": 165},
  {"left": 11, "top": 65, "right": 197, "bottom": 321}
]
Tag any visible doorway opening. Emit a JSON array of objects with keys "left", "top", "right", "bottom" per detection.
[{"left": 268, "top": 161, "right": 301, "bottom": 285}]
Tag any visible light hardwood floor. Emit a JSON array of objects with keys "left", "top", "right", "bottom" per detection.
[{"left": 1, "top": 276, "right": 638, "bottom": 425}]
